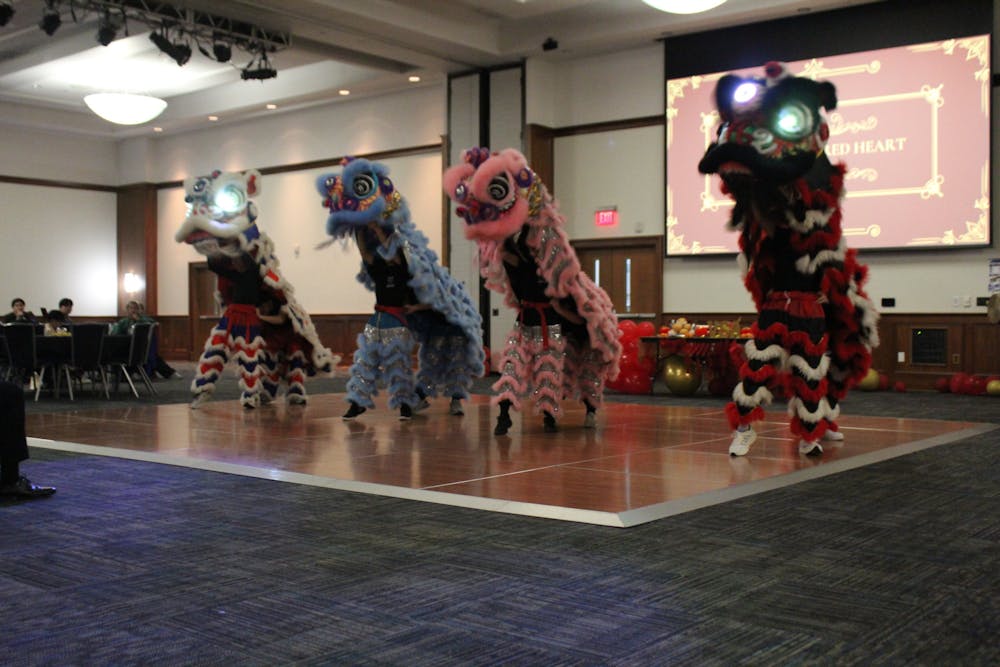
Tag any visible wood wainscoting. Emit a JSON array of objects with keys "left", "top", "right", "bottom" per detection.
[
  {"left": 663, "top": 312, "right": 999, "bottom": 391},
  {"left": 157, "top": 314, "right": 370, "bottom": 364},
  {"left": 158, "top": 311, "right": 998, "bottom": 390}
]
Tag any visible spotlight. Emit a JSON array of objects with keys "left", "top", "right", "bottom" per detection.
[
  {"left": 0, "top": 2, "right": 14, "bottom": 28},
  {"left": 241, "top": 65, "right": 277, "bottom": 81},
  {"left": 212, "top": 41, "right": 232, "bottom": 63},
  {"left": 241, "top": 51, "right": 277, "bottom": 81},
  {"left": 96, "top": 14, "right": 118, "bottom": 46},
  {"left": 170, "top": 42, "right": 191, "bottom": 66},
  {"left": 39, "top": 7, "right": 61, "bottom": 36}
]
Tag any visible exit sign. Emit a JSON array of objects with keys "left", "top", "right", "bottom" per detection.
[{"left": 595, "top": 207, "right": 618, "bottom": 227}]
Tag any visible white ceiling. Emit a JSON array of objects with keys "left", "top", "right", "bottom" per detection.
[{"left": 0, "top": 0, "right": 879, "bottom": 138}]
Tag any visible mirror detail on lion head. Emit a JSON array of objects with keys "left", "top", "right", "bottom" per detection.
[{"left": 175, "top": 169, "right": 262, "bottom": 257}]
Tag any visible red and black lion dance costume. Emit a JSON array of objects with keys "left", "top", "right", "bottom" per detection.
[{"left": 698, "top": 62, "right": 879, "bottom": 457}]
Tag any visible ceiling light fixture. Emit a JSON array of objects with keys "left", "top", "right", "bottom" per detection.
[
  {"left": 84, "top": 92, "right": 167, "bottom": 125},
  {"left": 641, "top": 0, "right": 727, "bottom": 14},
  {"left": 39, "top": 3, "right": 61, "bottom": 35},
  {"left": 408, "top": 75, "right": 421, "bottom": 83},
  {"left": 0, "top": 2, "right": 14, "bottom": 27}
]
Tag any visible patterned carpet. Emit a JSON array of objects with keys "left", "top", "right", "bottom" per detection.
[{"left": 4, "top": 364, "right": 999, "bottom": 664}]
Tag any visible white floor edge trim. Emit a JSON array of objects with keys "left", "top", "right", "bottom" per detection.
[
  {"left": 29, "top": 422, "right": 993, "bottom": 529},
  {"left": 617, "top": 423, "right": 998, "bottom": 527},
  {"left": 27, "top": 438, "right": 625, "bottom": 528}
]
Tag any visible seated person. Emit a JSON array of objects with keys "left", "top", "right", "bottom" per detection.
[
  {"left": 58, "top": 298, "right": 74, "bottom": 324},
  {"left": 2, "top": 297, "right": 37, "bottom": 324},
  {"left": 0, "top": 381, "right": 56, "bottom": 499},
  {"left": 110, "top": 301, "right": 180, "bottom": 379}
]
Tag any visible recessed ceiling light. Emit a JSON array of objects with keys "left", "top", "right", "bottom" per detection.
[
  {"left": 208, "top": 115, "right": 218, "bottom": 121},
  {"left": 408, "top": 75, "right": 421, "bottom": 83},
  {"left": 641, "top": 0, "right": 727, "bottom": 13},
  {"left": 266, "top": 103, "right": 277, "bottom": 110},
  {"left": 338, "top": 89, "right": 350, "bottom": 96},
  {"left": 153, "top": 126, "right": 163, "bottom": 133}
]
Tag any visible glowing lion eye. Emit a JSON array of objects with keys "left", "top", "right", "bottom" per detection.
[
  {"left": 353, "top": 174, "right": 376, "bottom": 197},
  {"left": 733, "top": 82, "right": 758, "bottom": 104},
  {"left": 214, "top": 185, "right": 245, "bottom": 213},
  {"left": 774, "top": 102, "right": 813, "bottom": 139},
  {"left": 487, "top": 176, "right": 510, "bottom": 202}
]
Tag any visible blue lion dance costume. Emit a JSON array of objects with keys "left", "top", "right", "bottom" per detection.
[{"left": 316, "top": 157, "right": 484, "bottom": 420}]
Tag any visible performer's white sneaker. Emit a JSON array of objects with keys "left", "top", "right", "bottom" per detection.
[
  {"left": 798, "top": 439, "right": 823, "bottom": 456},
  {"left": 823, "top": 429, "right": 844, "bottom": 442},
  {"left": 729, "top": 427, "right": 757, "bottom": 456}
]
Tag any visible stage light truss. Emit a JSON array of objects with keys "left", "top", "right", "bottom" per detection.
[{"left": 26, "top": 0, "right": 291, "bottom": 61}]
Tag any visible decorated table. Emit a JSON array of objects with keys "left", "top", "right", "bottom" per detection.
[{"left": 639, "top": 335, "right": 749, "bottom": 396}]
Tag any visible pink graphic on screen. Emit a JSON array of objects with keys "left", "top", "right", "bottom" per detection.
[{"left": 666, "top": 35, "right": 991, "bottom": 255}]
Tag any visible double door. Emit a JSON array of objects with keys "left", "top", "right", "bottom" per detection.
[{"left": 571, "top": 236, "right": 663, "bottom": 324}]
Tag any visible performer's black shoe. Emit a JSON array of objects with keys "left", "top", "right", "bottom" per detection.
[
  {"left": 399, "top": 404, "right": 413, "bottom": 421},
  {"left": 494, "top": 412, "right": 512, "bottom": 436},
  {"left": 543, "top": 412, "right": 558, "bottom": 433},
  {"left": 342, "top": 402, "right": 366, "bottom": 420},
  {"left": 0, "top": 476, "right": 56, "bottom": 499}
]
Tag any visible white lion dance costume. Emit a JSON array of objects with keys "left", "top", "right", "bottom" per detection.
[
  {"left": 697, "top": 62, "right": 879, "bottom": 457},
  {"left": 443, "top": 147, "right": 621, "bottom": 434},
  {"left": 176, "top": 169, "right": 336, "bottom": 409},
  {"left": 316, "top": 157, "right": 484, "bottom": 420}
]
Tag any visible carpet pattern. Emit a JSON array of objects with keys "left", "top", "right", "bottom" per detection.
[{"left": 4, "top": 363, "right": 999, "bottom": 664}]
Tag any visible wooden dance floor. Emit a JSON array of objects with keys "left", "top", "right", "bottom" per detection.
[{"left": 26, "top": 394, "right": 991, "bottom": 527}]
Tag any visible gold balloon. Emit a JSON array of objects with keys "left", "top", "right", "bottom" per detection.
[
  {"left": 857, "top": 368, "right": 879, "bottom": 391},
  {"left": 986, "top": 380, "right": 1000, "bottom": 396},
  {"left": 663, "top": 355, "right": 703, "bottom": 395}
]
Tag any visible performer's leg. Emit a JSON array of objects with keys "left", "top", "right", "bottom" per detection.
[
  {"left": 492, "top": 325, "right": 528, "bottom": 425},
  {"left": 531, "top": 328, "right": 566, "bottom": 431},
  {"left": 726, "top": 309, "right": 786, "bottom": 456},
  {"left": 786, "top": 310, "right": 832, "bottom": 456},
  {"left": 441, "top": 334, "right": 474, "bottom": 416},
  {"left": 574, "top": 347, "right": 605, "bottom": 429},
  {"left": 234, "top": 333, "right": 266, "bottom": 409},
  {"left": 344, "top": 325, "right": 381, "bottom": 418},
  {"left": 284, "top": 349, "right": 308, "bottom": 405},
  {"left": 380, "top": 326, "right": 417, "bottom": 419},
  {"left": 259, "top": 351, "right": 281, "bottom": 403},
  {"left": 191, "top": 325, "right": 230, "bottom": 408}
]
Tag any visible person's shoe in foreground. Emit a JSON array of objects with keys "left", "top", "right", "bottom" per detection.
[
  {"left": 449, "top": 398, "right": 464, "bottom": 416},
  {"left": 729, "top": 426, "right": 757, "bottom": 457},
  {"left": 0, "top": 476, "right": 56, "bottom": 499}
]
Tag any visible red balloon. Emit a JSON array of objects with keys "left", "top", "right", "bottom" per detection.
[
  {"left": 636, "top": 321, "right": 656, "bottom": 337},
  {"left": 618, "top": 319, "right": 637, "bottom": 335},
  {"left": 893, "top": 381, "right": 906, "bottom": 392},
  {"left": 949, "top": 373, "right": 969, "bottom": 394},
  {"left": 969, "top": 376, "right": 988, "bottom": 395},
  {"left": 933, "top": 377, "right": 950, "bottom": 393},
  {"left": 878, "top": 373, "right": 890, "bottom": 391},
  {"left": 620, "top": 368, "right": 651, "bottom": 395}
]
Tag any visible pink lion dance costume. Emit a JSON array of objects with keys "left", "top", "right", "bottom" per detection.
[
  {"left": 176, "top": 169, "right": 337, "bottom": 409},
  {"left": 698, "top": 62, "right": 879, "bottom": 457},
  {"left": 444, "top": 147, "right": 621, "bottom": 434}
]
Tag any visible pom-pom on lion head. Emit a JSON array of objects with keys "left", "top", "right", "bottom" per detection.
[
  {"left": 316, "top": 157, "right": 400, "bottom": 240},
  {"left": 698, "top": 61, "right": 837, "bottom": 189},
  {"left": 443, "top": 147, "right": 539, "bottom": 242},
  {"left": 175, "top": 169, "right": 261, "bottom": 257}
]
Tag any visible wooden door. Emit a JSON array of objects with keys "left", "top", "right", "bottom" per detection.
[
  {"left": 572, "top": 236, "right": 663, "bottom": 325},
  {"left": 188, "top": 262, "right": 220, "bottom": 360}
]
